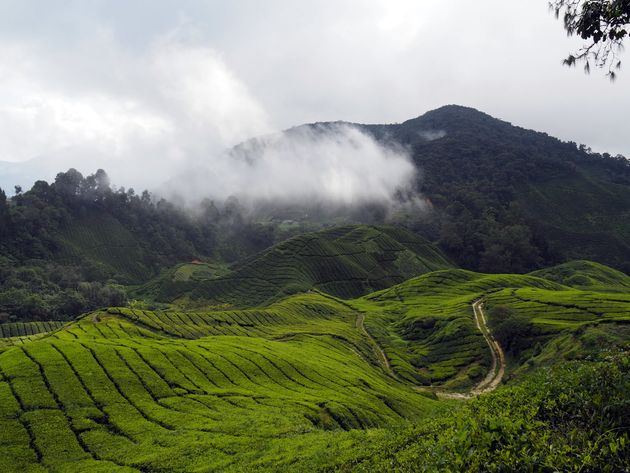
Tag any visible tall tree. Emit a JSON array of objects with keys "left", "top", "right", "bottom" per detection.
[{"left": 0, "top": 187, "right": 11, "bottom": 237}]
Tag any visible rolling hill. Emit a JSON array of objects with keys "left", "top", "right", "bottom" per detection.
[
  {"left": 0, "top": 292, "right": 443, "bottom": 472},
  {"left": 352, "top": 266, "right": 630, "bottom": 389},
  {"left": 0, "top": 259, "right": 628, "bottom": 471},
  {"left": 529, "top": 259, "right": 630, "bottom": 292},
  {"left": 138, "top": 225, "right": 454, "bottom": 306}
]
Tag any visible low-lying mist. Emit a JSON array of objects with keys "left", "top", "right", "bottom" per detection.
[
  {"left": 1, "top": 30, "right": 426, "bottom": 221},
  {"left": 162, "top": 123, "right": 423, "bottom": 219}
]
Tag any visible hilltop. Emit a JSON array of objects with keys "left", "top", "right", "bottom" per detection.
[{"left": 138, "top": 225, "right": 454, "bottom": 306}]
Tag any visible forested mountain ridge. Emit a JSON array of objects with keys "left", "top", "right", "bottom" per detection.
[{"left": 313, "top": 105, "right": 630, "bottom": 273}]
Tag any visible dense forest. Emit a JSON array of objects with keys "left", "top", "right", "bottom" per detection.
[
  {"left": 365, "top": 105, "right": 630, "bottom": 274},
  {"left": 0, "top": 169, "right": 277, "bottom": 321}
]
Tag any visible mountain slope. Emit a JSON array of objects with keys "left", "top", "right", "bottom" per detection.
[
  {"left": 282, "top": 105, "right": 629, "bottom": 273},
  {"left": 389, "top": 106, "right": 630, "bottom": 273},
  {"left": 178, "top": 225, "right": 454, "bottom": 306},
  {"left": 136, "top": 225, "right": 454, "bottom": 306}
]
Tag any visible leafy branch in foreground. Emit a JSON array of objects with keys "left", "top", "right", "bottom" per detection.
[{"left": 550, "top": 0, "right": 629, "bottom": 79}]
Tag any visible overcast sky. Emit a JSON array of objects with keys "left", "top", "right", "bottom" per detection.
[{"left": 0, "top": 0, "right": 628, "bottom": 191}]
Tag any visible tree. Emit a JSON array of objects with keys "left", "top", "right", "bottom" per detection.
[
  {"left": 551, "top": 0, "right": 630, "bottom": 79},
  {"left": 54, "top": 168, "right": 85, "bottom": 198},
  {"left": 0, "top": 188, "right": 11, "bottom": 237}
]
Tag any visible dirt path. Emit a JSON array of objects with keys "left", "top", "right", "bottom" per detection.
[
  {"left": 438, "top": 300, "right": 506, "bottom": 399},
  {"left": 355, "top": 300, "right": 506, "bottom": 400},
  {"left": 355, "top": 313, "right": 401, "bottom": 380}
]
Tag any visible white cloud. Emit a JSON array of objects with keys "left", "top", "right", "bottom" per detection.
[
  {"left": 0, "top": 0, "right": 627, "bottom": 196},
  {"left": 166, "top": 123, "right": 418, "bottom": 207},
  {"left": 0, "top": 33, "right": 271, "bottom": 190}
]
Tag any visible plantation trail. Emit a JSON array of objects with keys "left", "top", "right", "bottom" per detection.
[
  {"left": 355, "top": 300, "right": 506, "bottom": 400},
  {"left": 434, "top": 300, "right": 506, "bottom": 400},
  {"left": 355, "top": 313, "right": 401, "bottom": 381}
]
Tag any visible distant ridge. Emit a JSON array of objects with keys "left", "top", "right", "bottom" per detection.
[{"left": 139, "top": 225, "right": 454, "bottom": 306}]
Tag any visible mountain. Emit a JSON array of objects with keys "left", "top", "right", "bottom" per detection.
[
  {"left": 284, "top": 105, "right": 630, "bottom": 273},
  {"left": 138, "top": 224, "right": 454, "bottom": 306},
  {"left": 4, "top": 105, "right": 630, "bottom": 275}
]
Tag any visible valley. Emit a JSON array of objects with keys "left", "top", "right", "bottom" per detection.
[
  {"left": 1, "top": 241, "right": 628, "bottom": 471},
  {"left": 0, "top": 107, "right": 629, "bottom": 471}
]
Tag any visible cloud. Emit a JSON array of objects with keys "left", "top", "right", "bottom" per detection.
[
  {"left": 0, "top": 23, "right": 421, "bottom": 212},
  {"left": 0, "top": 1, "right": 627, "bottom": 200},
  {"left": 164, "top": 123, "right": 419, "bottom": 209},
  {"left": 0, "top": 32, "right": 271, "bottom": 191}
]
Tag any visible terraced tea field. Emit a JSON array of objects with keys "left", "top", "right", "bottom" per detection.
[
  {"left": 0, "top": 322, "right": 66, "bottom": 339},
  {"left": 352, "top": 268, "right": 630, "bottom": 389},
  {"left": 1, "top": 259, "right": 628, "bottom": 471},
  {"left": 155, "top": 225, "right": 454, "bottom": 307},
  {"left": 0, "top": 293, "right": 444, "bottom": 472}
]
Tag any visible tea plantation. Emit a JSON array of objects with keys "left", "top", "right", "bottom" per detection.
[
  {"left": 144, "top": 225, "right": 454, "bottom": 307},
  {"left": 0, "top": 258, "right": 628, "bottom": 471}
]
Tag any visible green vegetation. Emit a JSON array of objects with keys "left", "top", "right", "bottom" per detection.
[
  {"left": 362, "top": 105, "right": 630, "bottom": 273},
  {"left": 1, "top": 255, "right": 628, "bottom": 471},
  {"left": 152, "top": 225, "right": 454, "bottom": 307},
  {"left": 2, "top": 162, "right": 630, "bottom": 471},
  {"left": 530, "top": 259, "right": 630, "bottom": 292},
  {"left": 0, "top": 169, "right": 281, "bottom": 322},
  {"left": 0, "top": 292, "right": 446, "bottom": 472},
  {"left": 335, "top": 352, "right": 630, "bottom": 472},
  {"left": 0, "top": 322, "right": 65, "bottom": 339}
]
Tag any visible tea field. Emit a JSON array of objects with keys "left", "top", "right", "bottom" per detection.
[{"left": 0, "top": 260, "right": 628, "bottom": 471}]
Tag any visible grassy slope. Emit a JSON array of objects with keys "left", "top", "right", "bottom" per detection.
[
  {"left": 1, "top": 260, "right": 628, "bottom": 471},
  {"left": 530, "top": 259, "right": 630, "bottom": 292},
  {"left": 352, "top": 266, "right": 630, "bottom": 390},
  {"left": 132, "top": 261, "right": 230, "bottom": 303},
  {"left": 184, "top": 225, "right": 453, "bottom": 307},
  {"left": 0, "top": 292, "right": 444, "bottom": 473}
]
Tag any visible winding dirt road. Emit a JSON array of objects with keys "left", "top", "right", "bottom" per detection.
[
  {"left": 356, "top": 299, "right": 506, "bottom": 400},
  {"left": 438, "top": 300, "right": 506, "bottom": 399}
]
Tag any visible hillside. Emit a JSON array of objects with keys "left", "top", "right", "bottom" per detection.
[
  {"left": 143, "top": 225, "right": 454, "bottom": 306},
  {"left": 352, "top": 265, "right": 630, "bottom": 389},
  {"left": 0, "top": 292, "right": 443, "bottom": 472},
  {"left": 530, "top": 259, "right": 630, "bottom": 292},
  {"left": 0, "top": 260, "right": 628, "bottom": 471},
  {"left": 270, "top": 105, "right": 630, "bottom": 273},
  {"left": 387, "top": 106, "right": 630, "bottom": 273}
]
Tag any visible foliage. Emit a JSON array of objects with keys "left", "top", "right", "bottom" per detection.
[
  {"left": 366, "top": 105, "right": 630, "bottom": 273},
  {"left": 486, "top": 305, "right": 533, "bottom": 356},
  {"left": 0, "top": 292, "right": 444, "bottom": 472},
  {"left": 551, "top": 0, "right": 630, "bottom": 78},
  {"left": 0, "top": 256, "right": 127, "bottom": 321},
  {"left": 0, "top": 258, "right": 628, "bottom": 471},
  {"left": 336, "top": 352, "right": 630, "bottom": 472}
]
